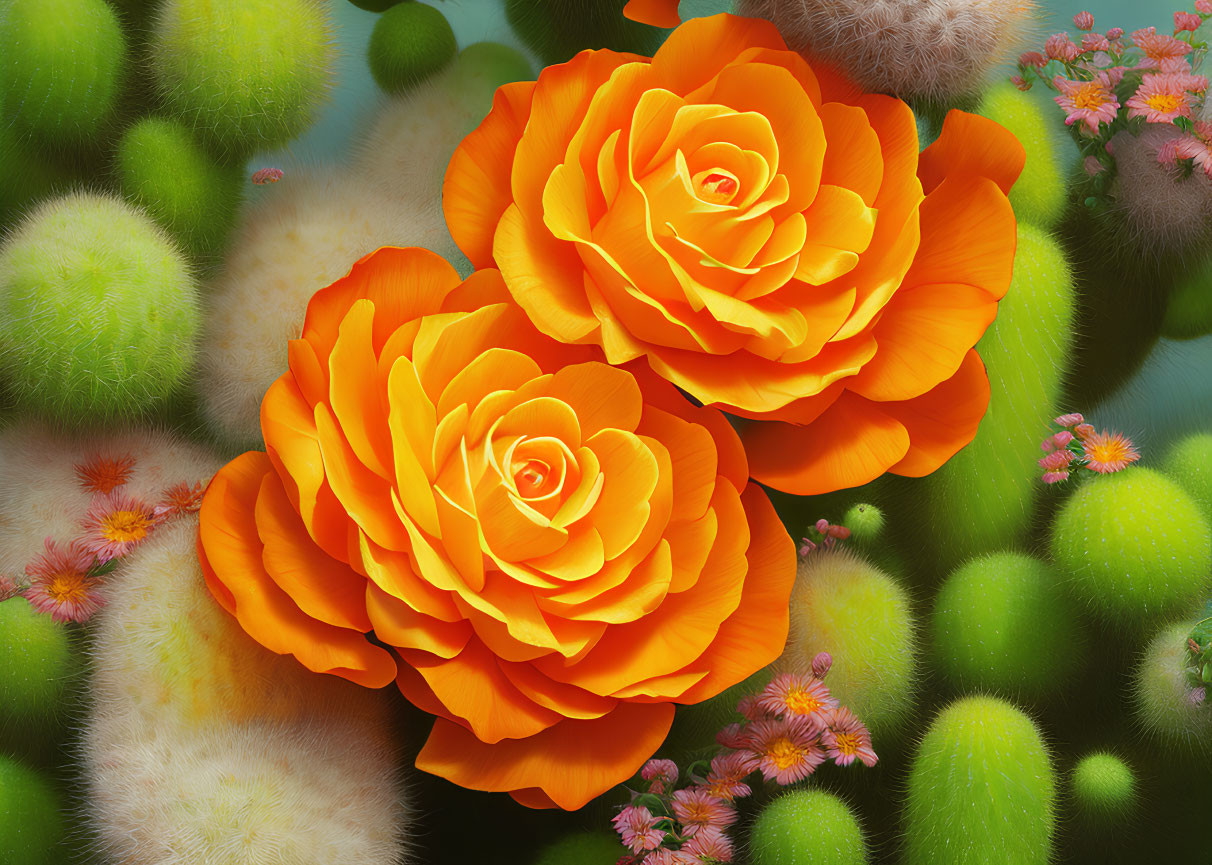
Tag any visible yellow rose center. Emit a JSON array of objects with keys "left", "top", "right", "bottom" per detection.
[
  {"left": 101, "top": 510, "right": 152, "bottom": 543},
  {"left": 694, "top": 170, "right": 739, "bottom": 205}
]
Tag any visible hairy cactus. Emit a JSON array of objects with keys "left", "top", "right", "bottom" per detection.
[
  {"left": 1071, "top": 752, "right": 1138, "bottom": 822},
  {"left": 750, "top": 789, "right": 868, "bottom": 865},
  {"left": 977, "top": 82, "right": 1065, "bottom": 230}
]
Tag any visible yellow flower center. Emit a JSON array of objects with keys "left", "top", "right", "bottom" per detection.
[
  {"left": 1146, "top": 93, "right": 1183, "bottom": 114},
  {"left": 1087, "top": 438, "right": 1133, "bottom": 464},
  {"left": 766, "top": 736, "right": 806, "bottom": 770},
  {"left": 46, "top": 571, "right": 91, "bottom": 603},
  {"left": 101, "top": 510, "right": 152, "bottom": 543},
  {"left": 1074, "top": 83, "right": 1110, "bottom": 110},
  {"left": 784, "top": 685, "right": 823, "bottom": 715},
  {"left": 833, "top": 731, "right": 861, "bottom": 757}
]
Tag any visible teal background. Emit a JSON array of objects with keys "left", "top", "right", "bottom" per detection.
[{"left": 258, "top": 0, "right": 1212, "bottom": 455}]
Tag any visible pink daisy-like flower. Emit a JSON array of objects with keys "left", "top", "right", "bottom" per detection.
[
  {"left": 75, "top": 453, "right": 135, "bottom": 495},
  {"left": 23, "top": 538, "right": 104, "bottom": 624},
  {"left": 612, "top": 806, "right": 665, "bottom": 855},
  {"left": 682, "top": 825, "right": 735, "bottom": 863},
  {"left": 757, "top": 672, "right": 838, "bottom": 721},
  {"left": 1039, "top": 450, "right": 1075, "bottom": 472},
  {"left": 1019, "top": 51, "right": 1047, "bottom": 68},
  {"left": 811, "top": 651, "right": 833, "bottom": 679},
  {"left": 1055, "top": 412, "right": 1085, "bottom": 427},
  {"left": 716, "top": 723, "right": 750, "bottom": 750},
  {"left": 1198, "top": 0, "right": 1212, "bottom": 15},
  {"left": 644, "top": 850, "right": 701, "bottom": 865},
  {"left": 81, "top": 491, "right": 158, "bottom": 562},
  {"left": 1042, "top": 470, "right": 1071, "bottom": 484},
  {"left": 1176, "top": 11, "right": 1202, "bottom": 33},
  {"left": 0, "top": 572, "right": 27, "bottom": 602},
  {"left": 153, "top": 480, "right": 206, "bottom": 520},
  {"left": 822, "top": 706, "right": 879, "bottom": 768},
  {"left": 1127, "top": 73, "right": 1196, "bottom": 123},
  {"left": 703, "top": 751, "right": 755, "bottom": 801},
  {"left": 1165, "top": 121, "right": 1212, "bottom": 176},
  {"left": 735, "top": 694, "right": 768, "bottom": 722},
  {"left": 1081, "top": 32, "right": 1112, "bottom": 53},
  {"left": 745, "top": 716, "right": 828, "bottom": 786},
  {"left": 672, "top": 788, "right": 737, "bottom": 834},
  {"left": 1045, "top": 33, "right": 1081, "bottom": 62},
  {"left": 1133, "top": 27, "right": 1193, "bottom": 72},
  {"left": 1054, "top": 73, "right": 1121, "bottom": 133},
  {"left": 1081, "top": 430, "right": 1141, "bottom": 473}
]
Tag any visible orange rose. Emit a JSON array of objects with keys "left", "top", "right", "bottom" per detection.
[
  {"left": 623, "top": 0, "right": 681, "bottom": 28},
  {"left": 196, "top": 246, "right": 796, "bottom": 810},
  {"left": 443, "top": 14, "right": 1025, "bottom": 495}
]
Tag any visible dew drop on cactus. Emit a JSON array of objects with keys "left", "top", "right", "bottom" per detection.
[
  {"left": 1049, "top": 468, "right": 1211, "bottom": 629},
  {"left": 750, "top": 789, "right": 868, "bottom": 865},
  {"left": 779, "top": 549, "right": 918, "bottom": 741},
  {"left": 904, "top": 696, "right": 1056, "bottom": 865}
]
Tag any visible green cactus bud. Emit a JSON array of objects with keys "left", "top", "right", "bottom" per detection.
[
  {"left": 842, "top": 503, "right": 885, "bottom": 543},
  {"left": 1134, "top": 620, "right": 1212, "bottom": 757},
  {"left": 0, "top": 598, "right": 74, "bottom": 728},
  {"left": 1071, "top": 752, "right": 1138, "bottom": 822},
  {"left": 367, "top": 1, "right": 457, "bottom": 94},
  {"left": 904, "top": 696, "right": 1056, "bottom": 865}
]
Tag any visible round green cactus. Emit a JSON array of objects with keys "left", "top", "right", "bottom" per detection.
[
  {"left": 0, "top": 193, "right": 200, "bottom": 424},
  {"left": 750, "top": 789, "right": 868, "bottom": 865},
  {"left": 505, "top": 0, "right": 665, "bottom": 65},
  {"left": 1133, "top": 620, "right": 1212, "bottom": 756},
  {"left": 532, "top": 832, "right": 625, "bottom": 865},
  {"left": 1161, "top": 253, "right": 1212, "bottom": 340},
  {"left": 1158, "top": 432, "right": 1212, "bottom": 526},
  {"left": 1050, "top": 468, "right": 1211, "bottom": 628},
  {"left": 116, "top": 117, "right": 244, "bottom": 262},
  {"left": 904, "top": 696, "right": 1056, "bottom": 865},
  {"left": 367, "top": 1, "right": 457, "bottom": 94},
  {"left": 0, "top": 753, "right": 65, "bottom": 865},
  {"left": 149, "top": 0, "right": 335, "bottom": 158},
  {"left": 1071, "top": 752, "right": 1137, "bottom": 821},
  {"left": 842, "top": 503, "right": 885, "bottom": 543},
  {"left": 0, "top": 0, "right": 127, "bottom": 142},
  {"left": 0, "top": 598, "right": 73, "bottom": 726},
  {"left": 887, "top": 224, "right": 1075, "bottom": 574},
  {"left": 450, "top": 41, "right": 534, "bottom": 122},
  {"left": 977, "top": 82, "right": 1065, "bottom": 230},
  {"left": 781, "top": 549, "right": 917, "bottom": 740},
  {"left": 931, "top": 553, "right": 1083, "bottom": 698}
]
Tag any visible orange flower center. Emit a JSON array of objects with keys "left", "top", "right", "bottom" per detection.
[
  {"left": 784, "top": 686, "right": 823, "bottom": 715},
  {"left": 833, "top": 731, "right": 860, "bottom": 757},
  {"left": 766, "top": 736, "right": 806, "bottom": 770},
  {"left": 46, "top": 571, "right": 91, "bottom": 603},
  {"left": 1146, "top": 93, "right": 1183, "bottom": 114},
  {"left": 1087, "top": 437, "right": 1132, "bottom": 464},
  {"left": 694, "top": 170, "right": 739, "bottom": 205},
  {"left": 101, "top": 510, "right": 153, "bottom": 543},
  {"left": 1074, "top": 83, "right": 1110, "bottom": 110},
  {"left": 513, "top": 458, "right": 551, "bottom": 497}
]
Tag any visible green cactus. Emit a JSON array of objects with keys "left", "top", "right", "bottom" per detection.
[
  {"left": 0, "top": 754, "right": 65, "bottom": 865},
  {"left": 977, "top": 82, "right": 1066, "bottom": 230},
  {"left": 505, "top": 0, "right": 665, "bottom": 66},
  {"left": 1133, "top": 620, "right": 1212, "bottom": 757},
  {"left": 750, "top": 789, "right": 868, "bottom": 865},
  {"left": 1158, "top": 432, "right": 1212, "bottom": 526},
  {"left": 0, "top": 598, "right": 74, "bottom": 728},
  {"left": 931, "top": 553, "right": 1083, "bottom": 698},
  {"left": 1071, "top": 752, "right": 1138, "bottom": 822},
  {"left": 904, "top": 696, "right": 1056, "bottom": 865},
  {"left": 887, "top": 224, "right": 1076, "bottom": 575},
  {"left": 1162, "top": 253, "right": 1212, "bottom": 340},
  {"left": 532, "top": 832, "right": 625, "bottom": 865},
  {"left": 367, "top": 1, "right": 457, "bottom": 95},
  {"left": 1050, "top": 469, "right": 1211, "bottom": 629}
]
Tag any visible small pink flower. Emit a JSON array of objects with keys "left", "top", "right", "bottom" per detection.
[
  {"left": 23, "top": 538, "right": 104, "bottom": 624},
  {"left": 1011, "top": 75, "right": 1032, "bottom": 91},
  {"left": 1133, "top": 27, "right": 1193, "bottom": 72},
  {"left": 1175, "top": 11, "right": 1202, "bottom": 33},
  {"left": 1107, "top": 27, "right": 1125, "bottom": 40},
  {"left": 757, "top": 672, "right": 838, "bottom": 720},
  {"left": 798, "top": 538, "right": 816, "bottom": 556},
  {"left": 1042, "top": 430, "right": 1076, "bottom": 451},
  {"left": 682, "top": 825, "right": 735, "bottom": 863},
  {"left": 1019, "top": 51, "right": 1047, "bottom": 68},
  {"left": 1189, "top": 687, "right": 1207, "bottom": 707},
  {"left": 641, "top": 758, "right": 679, "bottom": 785},
  {"left": 1039, "top": 450, "right": 1075, "bottom": 472},
  {"left": 1074, "top": 10, "right": 1094, "bottom": 30},
  {"left": 81, "top": 491, "right": 158, "bottom": 561},
  {"left": 1198, "top": 0, "right": 1212, "bottom": 15},
  {"left": 1081, "top": 32, "right": 1112, "bottom": 52},
  {"left": 811, "top": 651, "right": 833, "bottom": 679},
  {"left": 1074, "top": 422, "right": 1096, "bottom": 440},
  {"left": 1081, "top": 430, "right": 1141, "bottom": 473},
  {"left": 1042, "top": 470, "right": 1071, "bottom": 484},
  {"left": 1165, "top": 121, "right": 1212, "bottom": 176},
  {"left": 735, "top": 694, "right": 767, "bottom": 722},
  {"left": 644, "top": 850, "right": 701, "bottom": 865},
  {"left": 746, "top": 716, "right": 828, "bottom": 785},
  {"left": 1045, "top": 32, "right": 1082, "bottom": 62},
  {"left": 1053, "top": 72, "right": 1121, "bottom": 133},
  {"left": 251, "top": 167, "right": 284, "bottom": 185},
  {"left": 153, "top": 480, "right": 206, "bottom": 520},
  {"left": 1127, "top": 73, "right": 1196, "bottom": 123},
  {"left": 612, "top": 806, "right": 665, "bottom": 854},
  {"left": 822, "top": 706, "right": 879, "bottom": 768},
  {"left": 1055, "top": 412, "right": 1084, "bottom": 427},
  {"left": 703, "top": 751, "right": 756, "bottom": 801},
  {"left": 716, "top": 722, "right": 750, "bottom": 750},
  {"left": 672, "top": 788, "right": 737, "bottom": 834}
]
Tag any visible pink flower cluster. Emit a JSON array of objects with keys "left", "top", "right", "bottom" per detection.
[
  {"left": 798, "top": 518, "right": 851, "bottom": 557},
  {"left": 1038, "top": 412, "right": 1141, "bottom": 485},
  {"left": 610, "top": 656, "right": 876, "bottom": 864},
  {"left": 2, "top": 454, "right": 208, "bottom": 624},
  {"left": 1015, "top": 7, "right": 1212, "bottom": 180}
]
